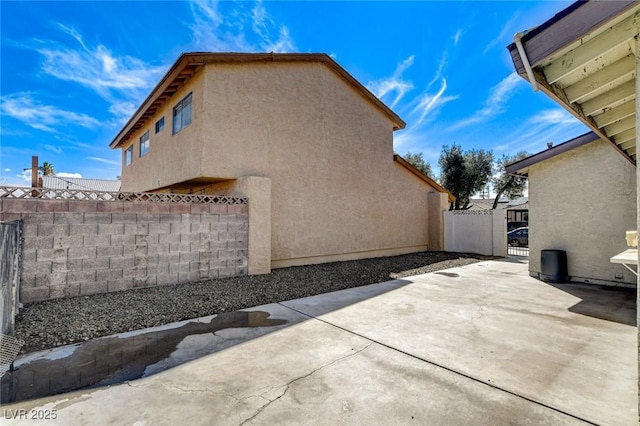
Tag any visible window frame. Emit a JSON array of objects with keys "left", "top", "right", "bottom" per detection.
[
  {"left": 173, "top": 92, "right": 193, "bottom": 135},
  {"left": 155, "top": 117, "right": 165, "bottom": 134},
  {"left": 139, "top": 130, "right": 150, "bottom": 157},
  {"left": 124, "top": 145, "right": 133, "bottom": 166}
]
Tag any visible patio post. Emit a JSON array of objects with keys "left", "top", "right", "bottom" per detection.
[{"left": 635, "top": 34, "right": 640, "bottom": 412}]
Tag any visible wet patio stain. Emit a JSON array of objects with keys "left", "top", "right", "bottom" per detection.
[{"left": 1, "top": 310, "right": 286, "bottom": 404}]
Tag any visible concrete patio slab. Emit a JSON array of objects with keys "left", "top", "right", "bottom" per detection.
[
  {"left": 2, "top": 259, "right": 636, "bottom": 425},
  {"left": 283, "top": 259, "right": 637, "bottom": 425}
]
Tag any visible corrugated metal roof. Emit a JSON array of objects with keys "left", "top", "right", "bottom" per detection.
[
  {"left": 507, "top": 197, "right": 528, "bottom": 207},
  {"left": 42, "top": 176, "right": 121, "bottom": 192}
]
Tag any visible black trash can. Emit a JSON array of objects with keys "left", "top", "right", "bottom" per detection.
[{"left": 540, "top": 249, "right": 568, "bottom": 283}]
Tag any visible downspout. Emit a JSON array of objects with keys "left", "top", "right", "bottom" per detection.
[{"left": 514, "top": 31, "right": 539, "bottom": 92}]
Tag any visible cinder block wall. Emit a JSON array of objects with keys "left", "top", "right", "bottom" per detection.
[{"left": 0, "top": 198, "right": 248, "bottom": 303}]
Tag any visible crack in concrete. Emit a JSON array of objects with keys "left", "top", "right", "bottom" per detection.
[
  {"left": 280, "top": 301, "right": 600, "bottom": 425},
  {"left": 238, "top": 343, "right": 372, "bottom": 425},
  {"left": 156, "top": 382, "right": 270, "bottom": 404}
]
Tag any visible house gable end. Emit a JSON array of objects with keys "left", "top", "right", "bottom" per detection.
[{"left": 110, "top": 53, "right": 406, "bottom": 150}]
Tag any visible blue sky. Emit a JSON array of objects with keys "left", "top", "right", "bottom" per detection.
[{"left": 0, "top": 0, "right": 588, "bottom": 186}]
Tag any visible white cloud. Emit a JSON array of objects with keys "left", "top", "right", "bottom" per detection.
[
  {"left": 57, "top": 172, "right": 83, "bottom": 178},
  {"left": 189, "top": 0, "right": 296, "bottom": 53},
  {"left": 453, "top": 29, "right": 463, "bottom": 46},
  {"left": 251, "top": 1, "right": 295, "bottom": 52},
  {"left": 29, "top": 25, "right": 166, "bottom": 124},
  {"left": 57, "top": 138, "right": 93, "bottom": 151},
  {"left": 493, "top": 109, "right": 586, "bottom": 153},
  {"left": 17, "top": 169, "right": 33, "bottom": 183},
  {"left": 108, "top": 102, "right": 137, "bottom": 122},
  {"left": 367, "top": 56, "right": 415, "bottom": 108},
  {"left": 4, "top": 168, "right": 11, "bottom": 172},
  {"left": 529, "top": 109, "right": 576, "bottom": 125},
  {"left": 44, "top": 144, "right": 62, "bottom": 154},
  {"left": 0, "top": 93, "right": 100, "bottom": 132},
  {"left": 427, "top": 51, "right": 448, "bottom": 90},
  {"left": 264, "top": 27, "right": 296, "bottom": 53},
  {"left": 484, "top": 12, "right": 519, "bottom": 54},
  {"left": 89, "top": 156, "right": 120, "bottom": 166},
  {"left": 15, "top": 168, "right": 82, "bottom": 183},
  {"left": 415, "top": 78, "right": 459, "bottom": 124},
  {"left": 450, "top": 73, "right": 522, "bottom": 130},
  {"left": 37, "top": 38, "right": 165, "bottom": 97}
]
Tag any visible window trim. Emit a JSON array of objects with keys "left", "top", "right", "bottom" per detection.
[
  {"left": 139, "top": 130, "right": 150, "bottom": 157},
  {"left": 155, "top": 117, "right": 165, "bottom": 134},
  {"left": 173, "top": 92, "right": 193, "bottom": 135},
  {"left": 124, "top": 145, "right": 133, "bottom": 166}
]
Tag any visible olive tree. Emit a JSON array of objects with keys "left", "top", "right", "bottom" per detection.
[{"left": 439, "top": 144, "right": 493, "bottom": 210}]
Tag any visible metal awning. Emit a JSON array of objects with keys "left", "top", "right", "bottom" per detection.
[{"left": 507, "top": 1, "right": 640, "bottom": 165}]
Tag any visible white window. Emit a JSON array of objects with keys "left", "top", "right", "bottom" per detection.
[
  {"left": 173, "top": 92, "right": 192, "bottom": 134},
  {"left": 124, "top": 145, "right": 133, "bottom": 165},
  {"left": 139, "top": 130, "right": 150, "bottom": 157}
]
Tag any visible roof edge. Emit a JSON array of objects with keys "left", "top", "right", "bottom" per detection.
[
  {"left": 505, "top": 131, "right": 601, "bottom": 176},
  {"left": 507, "top": 0, "right": 638, "bottom": 73},
  {"left": 393, "top": 154, "right": 455, "bottom": 203},
  {"left": 110, "top": 52, "right": 406, "bottom": 149}
]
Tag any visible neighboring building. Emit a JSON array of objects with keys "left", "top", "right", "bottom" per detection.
[
  {"left": 110, "top": 52, "right": 453, "bottom": 272},
  {"left": 506, "top": 1, "right": 640, "bottom": 412},
  {"left": 507, "top": 132, "right": 636, "bottom": 286},
  {"left": 466, "top": 198, "right": 507, "bottom": 211},
  {"left": 42, "top": 176, "right": 121, "bottom": 192},
  {"left": 468, "top": 197, "right": 528, "bottom": 230},
  {"left": 505, "top": 197, "right": 528, "bottom": 225}
]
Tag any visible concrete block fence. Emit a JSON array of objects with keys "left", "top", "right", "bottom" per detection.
[{"left": 0, "top": 197, "right": 248, "bottom": 303}]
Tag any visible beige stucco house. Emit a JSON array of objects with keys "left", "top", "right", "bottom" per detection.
[
  {"left": 506, "top": 1, "right": 639, "bottom": 285},
  {"left": 110, "top": 53, "right": 452, "bottom": 273},
  {"left": 507, "top": 132, "right": 636, "bottom": 286},
  {"left": 506, "top": 0, "right": 640, "bottom": 410}
]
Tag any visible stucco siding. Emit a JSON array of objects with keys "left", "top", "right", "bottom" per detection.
[
  {"left": 529, "top": 140, "right": 636, "bottom": 285},
  {"left": 198, "top": 62, "right": 434, "bottom": 264},
  {"left": 120, "top": 72, "right": 207, "bottom": 192},
  {"left": 119, "top": 60, "right": 444, "bottom": 267}
]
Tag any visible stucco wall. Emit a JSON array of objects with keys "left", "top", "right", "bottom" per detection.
[
  {"left": 119, "top": 72, "right": 207, "bottom": 192},
  {"left": 119, "top": 61, "right": 447, "bottom": 267},
  {"left": 528, "top": 140, "right": 636, "bottom": 285}
]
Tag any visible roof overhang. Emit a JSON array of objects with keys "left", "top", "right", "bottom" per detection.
[
  {"left": 110, "top": 52, "right": 406, "bottom": 149},
  {"left": 393, "top": 154, "right": 455, "bottom": 203},
  {"left": 151, "top": 176, "right": 234, "bottom": 192},
  {"left": 507, "top": 0, "right": 640, "bottom": 165},
  {"left": 505, "top": 131, "right": 600, "bottom": 176}
]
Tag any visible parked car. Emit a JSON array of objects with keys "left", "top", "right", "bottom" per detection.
[
  {"left": 507, "top": 221, "right": 527, "bottom": 232},
  {"left": 508, "top": 227, "right": 528, "bottom": 247}
]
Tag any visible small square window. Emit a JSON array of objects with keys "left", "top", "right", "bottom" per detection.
[
  {"left": 173, "top": 92, "right": 193, "bottom": 134},
  {"left": 139, "top": 130, "right": 150, "bottom": 157},
  {"left": 155, "top": 117, "right": 164, "bottom": 134},
  {"left": 124, "top": 145, "right": 133, "bottom": 166}
]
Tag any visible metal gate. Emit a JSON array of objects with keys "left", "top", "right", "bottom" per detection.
[
  {"left": 1, "top": 220, "right": 22, "bottom": 336},
  {"left": 507, "top": 216, "right": 528, "bottom": 257}
]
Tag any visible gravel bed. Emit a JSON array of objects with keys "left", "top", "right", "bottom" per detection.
[{"left": 15, "top": 251, "right": 492, "bottom": 354}]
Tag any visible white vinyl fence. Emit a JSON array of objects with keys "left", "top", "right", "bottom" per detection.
[{"left": 444, "top": 210, "right": 507, "bottom": 257}]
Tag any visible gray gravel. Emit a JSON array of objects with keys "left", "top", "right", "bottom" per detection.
[{"left": 15, "top": 251, "right": 491, "bottom": 354}]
